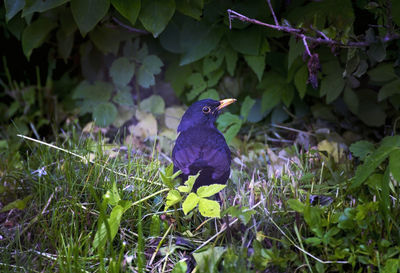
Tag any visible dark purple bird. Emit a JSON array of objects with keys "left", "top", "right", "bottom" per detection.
[{"left": 172, "top": 99, "right": 236, "bottom": 192}]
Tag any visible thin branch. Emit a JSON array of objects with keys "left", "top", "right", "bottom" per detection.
[
  {"left": 302, "top": 35, "right": 312, "bottom": 57},
  {"left": 266, "top": 0, "right": 279, "bottom": 26},
  {"left": 227, "top": 9, "right": 400, "bottom": 48},
  {"left": 112, "top": 17, "right": 150, "bottom": 34}
]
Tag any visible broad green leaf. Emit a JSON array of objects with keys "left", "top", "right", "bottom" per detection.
[
  {"left": 171, "top": 261, "right": 188, "bottom": 273},
  {"left": 22, "top": 17, "right": 57, "bottom": 59},
  {"left": 288, "top": 36, "right": 305, "bottom": 69},
  {"left": 73, "top": 81, "right": 113, "bottom": 102},
  {"left": 227, "top": 26, "right": 261, "bottom": 55},
  {"left": 113, "top": 87, "right": 134, "bottom": 106},
  {"left": 165, "top": 61, "right": 192, "bottom": 96},
  {"left": 226, "top": 206, "right": 256, "bottom": 225},
  {"left": 320, "top": 72, "right": 345, "bottom": 103},
  {"left": 139, "top": 0, "right": 175, "bottom": 37},
  {"left": 378, "top": 79, "right": 400, "bottom": 101},
  {"left": 89, "top": 25, "right": 122, "bottom": 55},
  {"left": 182, "top": 193, "right": 200, "bottom": 215},
  {"left": 193, "top": 247, "right": 225, "bottom": 273},
  {"left": 198, "top": 198, "right": 221, "bottom": 218},
  {"left": 224, "top": 46, "right": 238, "bottom": 76},
  {"left": 197, "top": 184, "right": 226, "bottom": 198},
  {"left": 1, "top": 195, "right": 33, "bottom": 212},
  {"left": 165, "top": 190, "right": 182, "bottom": 209},
  {"left": 110, "top": 57, "right": 135, "bottom": 87},
  {"left": 393, "top": 1, "right": 400, "bottom": 26},
  {"left": 304, "top": 206, "right": 322, "bottom": 229},
  {"left": 382, "top": 259, "right": 399, "bottom": 273},
  {"left": 140, "top": 95, "right": 165, "bottom": 115},
  {"left": 281, "top": 84, "right": 295, "bottom": 107},
  {"left": 93, "top": 205, "right": 124, "bottom": 249},
  {"left": 367, "top": 63, "right": 397, "bottom": 83},
  {"left": 205, "top": 68, "right": 224, "bottom": 87},
  {"left": 353, "top": 60, "right": 368, "bottom": 78},
  {"left": 5, "top": 0, "right": 25, "bottom": 22},
  {"left": 150, "top": 215, "right": 161, "bottom": 237},
  {"left": 244, "top": 54, "right": 265, "bottom": 82},
  {"left": 216, "top": 112, "right": 242, "bottom": 143},
  {"left": 287, "top": 199, "right": 305, "bottom": 213},
  {"left": 23, "top": 0, "right": 68, "bottom": 17},
  {"left": 6, "top": 15, "right": 26, "bottom": 40},
  {"left": 137, "top": 55, "right": 163, "bottom": 88},
  {"left": 349, "top": 140, "right": 375, "bottom": 161},
  {"left": 106, "top": 182, "right": 121, "bottom": 206},
  {"left": 71, "top": 0, "right": 110, "bottom": 36},
  {"left": 294, "top": 65, "right": 308, "bottom": 99},
  {"left": 357, "top": 89, "right": 386, "bottom": 127},
  {"left": 203, "top": 50, "right": 224, "bottom": 75},
  {"left": 240, "top": 96, "right": 255, "bottom": 122},
  {"left": 351, "top": 143, "right": 398, "bottom": 188},
  {"left": 180, "top": 24, "right": 224, "bottom": 65},
  {"left": 93, "top": 102, "right": 118, "bottom": 127},
  {"left": 186, "top": 73, "right": 207, "bottom": 100},
  {"left": 367, "top": 42, "right": 386, "bottom": 62},
  {"left": 305, "top": 237, "right": 322, "bottom": 246},
  {"left": 389, "top": 149, "right": 400, "bottom": 182},
  {"left": 198, "top": 89, "right": 219, "bottom": 101},
  {"left": 247, "top": 100, "right": 268, "bottom": 123},
  {"left": 111, "top": 0, "right": 140, "bottom": 25},
  {"left": 343, "top": 86, "right": 359, "bottom": 114},
  {"left": 183, "top": 173, "right": 200, "bottom": 192},
  {"left": 271, "top": 106, "right": 289, "bottom": 124},
  {"left": 261, "top": 86, "right": 282, "bottom": 112},
  {"left": 57, "top": 29, "right": 74, "bottom": 62},
  {"left": 176, "top": 0, "right": 203, "bottom": 20}
]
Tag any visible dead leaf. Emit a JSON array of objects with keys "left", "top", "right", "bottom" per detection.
[{"left": 164, "top": 106, "right": 185, "bottom": 131}]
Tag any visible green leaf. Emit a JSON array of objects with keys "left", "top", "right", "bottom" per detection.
[
  {"left": 226, "top": 206, "right": 256, "bottom": 225},
  {"left": 107, "top": 182, "right": 121, "bottom": 206},
  {"left": 244, "top": 54, "right": 265, "bottom": 82},
  {"left": 357, "top": 89, "right": 386, "bottom": 127},
  {"left": 140, "top": 95, "right": 165, "bottom": 115},
  {"left": 271, "top": 106, "right": 288, "bottom": 124},
  {"left": 216, "top": 112, "right": 242, "bottom": 143},
  {"left": 71, "top": 0, "right": 110, "bottom": 36},
  {"left": 378, "top": 79, "right": 400, "bottom": 101},
  {"left": 240, "top": 96, "right": 256, "bottom": 122},
  {"left": 320, "top": 72, "right": 345, "bottom": 103},
  {"left": 198, "top": 89, "right": 219, "bottom": 101},
  {"left": 93, "top": 102, "right": 118, "bottom": 127},
  {"left": 367, "top": 42, "right": 386, "bottom": 62},
  {"left": 171, "top": 261, "right": 188, "bottom": 273},
  {"left": 110, "top": 57, "right": 135, "bottom": 88},
  {"left": 111, "top": 0, "right": 140, "bottom": 25},
  {"left": 186, "top": 73, "right": 207, "bottom": 100},
  {"left": 93, "top": 205, "right": 124, "bottom": 250},
  {"left": 5, "top": 0, "right": 25, "bottom": 22},
  {"left": 176, "top": 0, "right": 203, "bottom": 20},
  {"left": 203, "top": 50, "right": 224, "bottom": 75},
  {"left": 197, "top": 184, "right": 226, "bottom": 198},
  {"left": 165, "top": 61, "right": 192, "bottom": 96},
  {"left": 1, "top": 195, "right": 33, "bottom": 212},
  {"left": 343, "top": 86, "right": 358, "bottom": 114},
  {"left": 367, "top": 63, "right": 397, "bottom": 83},
  {"left": 227, "top": 26, "right": 261, "bottom": 55},
  {"left": 224, "top": 46, "right": 238, "bottom": 76},
  {"left": 281, "top": 84, "right": 295, "bottom": 107},
  {"left": 349, "top": 140, "right": 375, "bottom": 161},
  {"left": 261, "top": 86, "right": 282, "bottom": 112},
  {"left": 22, "top": 17, "right": 57, "bottom": 59},
  {"left": 184, "top": 173, "right": 200, "bottom": 192},
  {"left": 57, "top": 29, "right": 74, "bottom": 62},
  {"left": 288, "top": 36, "right": 305, "bottom": 69},
  {"left": 150, "top": 215, "right": 161, "bottom": 237},
  {"left": 73, "top": 81, "right": 113, "bottom": 102},
  {"left": 165, "top": 190, "right": 182, "bottom": 210},
  {"left": 193, "top": 247, "right": 225, "bottom": 273},
  {"left": 139, "top": 0, "right": 175, "bottom": 37},
  {"left": 382, "top": 259, "right": 399, "bottom": 273},
  {"left": 294, "top": 65, "right": 308, "bottom": 99},
  {"left": 113, "top": 87, "right": 134, "bottom": 106},
  {"left": 287, "top": 199, "right": 305, "bottom": 213},
  {"left": 23, "top": 0, "right": 68, "bottom": 17},
  {"left": 182, "top": 193, "right": 200, "bottom": 215},
  {"left": 198, "top": 198, "right": 221, "bottom": 218},
  {"left": 389, "top": 149, "right": 400, "bottom": 182},
  {"left": 137, "top": 55, "right": 163, "bottom": 88},
  {"left": 89, "top": 25, "right": 122, "bottom": 55}
]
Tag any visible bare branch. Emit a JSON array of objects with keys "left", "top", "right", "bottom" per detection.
[
  {"left": 266, "top": 0, "right": 279, "bottom": 26},
  {"left": 302, "top": 35, "right": 312, "bottom": 57},
  {"left": 112, "top": 17, "right": 150, "bottom": 35}
]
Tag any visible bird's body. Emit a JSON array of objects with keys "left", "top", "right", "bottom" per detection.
[{"left": 172, "top": 99, "right": 236, "bottom": 191}]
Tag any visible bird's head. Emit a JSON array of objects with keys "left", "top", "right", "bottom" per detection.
[{"left": 177, "top": 98, "right": 236, "bottom": 132}]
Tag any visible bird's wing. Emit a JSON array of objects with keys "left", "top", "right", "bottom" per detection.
[{"left": 172, "top": 128, "right": 231, "bottom": 180}]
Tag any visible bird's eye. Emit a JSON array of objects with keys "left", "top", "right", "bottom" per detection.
[{"left": 202, "top": 106, "right": 211, "bottom": 114}]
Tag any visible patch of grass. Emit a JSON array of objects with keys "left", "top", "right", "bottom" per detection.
[{"left": 1, "top": 132, "right": 400, "bottom": 272}]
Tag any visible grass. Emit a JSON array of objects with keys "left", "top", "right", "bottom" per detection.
[{"left": 1, "top": 128, "right": 399, "bottom": 272}]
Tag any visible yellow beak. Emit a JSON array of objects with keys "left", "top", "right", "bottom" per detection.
[{"left": 216, "top": 98, "right": 236, "bottom": 111}]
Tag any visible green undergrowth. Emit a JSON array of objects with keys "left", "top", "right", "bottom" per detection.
[{"left": 1, "top": 132, "right": 400, "bottom": 272}]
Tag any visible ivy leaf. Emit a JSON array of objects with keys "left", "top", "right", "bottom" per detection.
[
  {"left": 139, "top": 0, "right": 175, "bottom": 38},
  {"left": 182, "top": 193, "right": 200, "bottom": 215},
  {"left": 71, "top": 0, "right": 110, "bottom": 36},
  {"left": 294, "top": 65, "right": 308, "bottom": 99},
  {"left": 140, "top": 95, "right": 165, "bottom": 115},
  {"left": 93, "top": 102, "right": 118, "bottom": 127},
  {"left": 198, "top": 198, "right": 221, "bottom": 218},
  {"left": 217, "top": 112, "right": 242, "bottom": 144},
  {"left": 165, "top": 190, "right": 182, "bottom": 210},
  {"left": 320, "top": 72, "right": 345, "bottom": 103},
  {"left": 110, "top": 57, "right": 135, "bottom": 87},
  {"left": 22, "top": 17, "right": 57, "bottom": 59},
  {"left": 244, "top": 54, "right": 265, "bottom": 82},
  {"left": 240, "top": 96, "right": 255, "bottom": 122},
  {"left": 111, "top": 0, "right": 140, "bottom": 25},
  {"left": 378, "top": 79, "right": 400, "bottom": 101},
  {"left": 197, "top": 184, "right": 226, "bottom": 198},
  {"left": 22, "top": 0, "right": 68, "bottom": 17},
  {"left": 137, "top": 55, "right": 163, "bottom": 88},
  {"left": 5, "top": 0, "right": 25, "bottom": 22}
]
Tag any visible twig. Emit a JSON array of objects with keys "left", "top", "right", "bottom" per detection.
[
  {"left": 266, "top": 0, "right": 278, "bottom": 26},
  {"left": 112, "top": 17, "right": 150, "bottom": 34},
  {"left": 227, "top": 9, "right": 400, "bottom": 48},
  {"left": 301, "top": 35, "right": 311, "bottom": 57}
]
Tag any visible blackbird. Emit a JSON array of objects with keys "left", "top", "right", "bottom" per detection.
[{"left": 172, "top": 98, "right": 236, "bottom": 192}]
